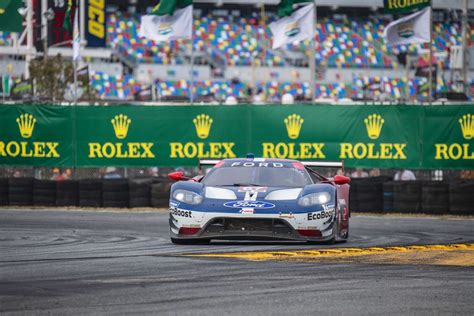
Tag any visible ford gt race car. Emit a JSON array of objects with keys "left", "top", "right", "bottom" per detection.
[{"left": 167, "top": 156, "right": 351, "bottom": 244}]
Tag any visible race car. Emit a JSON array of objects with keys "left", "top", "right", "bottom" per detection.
[{"left": 167, "top": 155, "right": 351, "bottom": 244}]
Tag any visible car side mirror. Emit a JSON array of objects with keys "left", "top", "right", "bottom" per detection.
[
  {"left": 168, "top": 171, "right": 190, "bottom": 182},
  {"left": 333, "top": 175, "right": 350, "bottom": 185}
]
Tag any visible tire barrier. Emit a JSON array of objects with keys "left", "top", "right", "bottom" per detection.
[
  {"left": 33, "top": 180, "right": 57, "bottom": 206},
  {"left": 393, "top": 181, "right": 422, "bottom": 213},
  {"left": 421, "top": 182, "right": 449, "bottom": 214},
  {"left": 79, "top": 179, "right": 102, "bottom": 207},
  {"left": 56, "top": 180, "right": 79, "bottom": 206},
  {"left": 129, "top": 178, "right": 152, "bottom": 208},
  {"left": 151, "top": 180, "right": 171, "bottom": 208},
  {"left": 383, "top": 182, "right": 394, "bottom": 212},
  {"left": 449, "top": 181, "right": 474, "bottom": 215},
  {"left": 0, "top": 178, "right": 8, "bottom": 206},
  {"left": 0, "top": 178, "right": 472, "bottom": 214},
  {"left": 102, "top": 179, "right": 129, "bottom": 208},
  {"left": 349, "top": 177, "right": 390, "bottom": 212},
  {"left": 8, "top": 178, "right": 34, "bottom": 206}
]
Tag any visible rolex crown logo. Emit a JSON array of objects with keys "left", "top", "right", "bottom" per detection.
[
  {"left": 193, "top": 114, "right": 213, "bottom": 139},
  {"left": 364, "top": 114, "right": 384, "bottom": 140},
  {"left": 16, "top": 113, "right": 36, "bottom": 139},
  {"left": 284, "top": 114, "right": 304, "bottom": 140},
  {"left": 459, "top": 113, "right": 474, "bottom": 140},
  {"left": 111, "top": 114, "right": 131, "bottom": 139}
]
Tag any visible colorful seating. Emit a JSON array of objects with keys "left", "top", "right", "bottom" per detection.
[{"left": 105, "top": 12, "right": 468, "bottom": 69}]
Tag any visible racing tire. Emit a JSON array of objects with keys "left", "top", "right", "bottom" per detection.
[{"left": 170, "top": 237, "right": 210, "bottom": 245}]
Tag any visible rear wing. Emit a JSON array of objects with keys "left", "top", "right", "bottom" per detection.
[
  {"left": 301, "top": 161, "right": 343, "bottom": 170},
  {"left": 199, "top": 159, "right": 221, "bottom": 167},
  {"left": 200, "top": 159, "right": 344, "bottom": 171}
]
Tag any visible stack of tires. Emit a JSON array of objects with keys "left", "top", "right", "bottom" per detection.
[
  {"left": 102, "top": 179, "right": 129, "bottom": 208},
  {"left": 349, "top": 177, "right": 387, "bottom": 212},
  {"left": 151, "top": 179, "right": 171, "bottom": 208},
  {"left": 449, "top": 181, "right": 474, "bottom": 215},
  {"left": 8, "top": 178, "right": 34, "bottom": 206},
  {"left": 56, "top": 180, "right": 79, "bottom": 206},
  {"left": 393, "top": 181, "right": 422, "bottom": 213},
  {"left": 421, "top": 181, "right": 449, "bottom": 214},
  {"left": 129, "top": 179, "right": 152, "bottom": 208},
  {"left": 382, "top": 182, "right": 394, "bottom": 212},
  {"left": 33, "top": 180, "right": 56, "bottom": 206},
  {"left": 79, "top": 179, "right": 102, "bottom": 207},
  {"left": 0, "top": 178, "right": 8, "bottom": 206}
]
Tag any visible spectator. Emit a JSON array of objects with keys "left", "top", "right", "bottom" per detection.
[
  {"left": 369, "top": 168, "right": 381, "bottom": 177},
  {"left": 394, "top": 169, "right": 416, "bottom": 181},
  {"left": 62, "top": 169, "right": 72, "bottom": 180},
  {"left": 51, "top": 168, "right": 66, "bottom": 181},
  {"left": 460, "top": 170, "right": 474, "bottom": 179},
  {"left": 351, "top": 168, "right": 369, "bottom": 178},
  {"left": 148, "top": 167, "right": 159, "bottom": 177},
  {"left": 104, "top": 167, "right": 121, "bottom": 179}
]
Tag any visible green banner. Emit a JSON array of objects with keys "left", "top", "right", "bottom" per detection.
[
  {"left": 0, "top": 104, "right": 473, "bottom": 169},
  {"left": 0, "top": 106, "right": 73, "bottom": 166},
  {"left": 384, "top": 0, "right": 430, "bottom": 14}
]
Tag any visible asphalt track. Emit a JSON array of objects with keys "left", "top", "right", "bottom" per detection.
[{"left": 1, "top": 209, "right": 473, "bottom": 315}]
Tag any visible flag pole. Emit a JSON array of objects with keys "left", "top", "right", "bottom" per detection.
[
  {"left": 428, "top": 6, "right": 433, "bottom": 105},
  {"left": 73, "top": 1, "right": 79, "bottom": 104},
  {"left": 309, "top": 1, "right": 317, "bottom": 103},
  {"left": 462, "top": 0, "right": 468, "bottom": 96},
  {"left": 190, "top": 37, "right": 194, "bottom": 104}
]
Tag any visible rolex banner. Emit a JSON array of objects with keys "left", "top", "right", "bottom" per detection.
[
  {"left": 383, "top": 6, "right": 431, "bottom": 47},
  {"left": 0, "top": 106, "right": 73, "bottom": 166},
  {"left": 384, "top": 0, "right": 430, "bottom": 14},
  {"left": 0, "top": 105, "right": 473, "bottom": 169}
]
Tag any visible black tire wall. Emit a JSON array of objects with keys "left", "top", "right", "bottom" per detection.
[
  {"left": 102, "top": 179, "right": 129, "bottom": 208},
  {"left": 8, "top": 178, "right": 34, "bottom": 206},
  {"left": 33, "top": 180, "right": 56, "bottom": 206},
  {"left": 79, "top": 179, "right": 102, "bottom": 207},
  {"left": 56, "top": 180, "right": 79, "bottom": 206},
  {"left": 393, "top": 181, "right": 422, "bottom": 213}
]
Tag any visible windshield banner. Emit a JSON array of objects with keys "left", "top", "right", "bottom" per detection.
[{"left": 0, "top": 104, "right": 472, "bottom": 169}]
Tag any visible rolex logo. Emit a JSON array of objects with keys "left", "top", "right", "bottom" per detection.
[
  {"left": 111, "top": 114, "right": 131, "bottom": 139},
  {"left": 284, "top": 114, "right": 304, "bottom": 140},
  {"left": 459, "top": 113, "right": 474, "bottom": 140},
  {"left": 16, "top": 113, "right": 36, "bottom": 139},
  {"left": 193, "top": 114, "right": 213, "bottom": 139},
  {"left": 364, "top": 114, "right": 384, "bottom": 140}
]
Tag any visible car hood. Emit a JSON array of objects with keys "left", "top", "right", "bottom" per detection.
[{"left": 204, "top": 185, "right": 303, "bottom": 201}]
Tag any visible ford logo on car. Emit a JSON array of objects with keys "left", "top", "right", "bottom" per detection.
[{"left": 223, "top": 201, "right": 275, "bottom": 209}]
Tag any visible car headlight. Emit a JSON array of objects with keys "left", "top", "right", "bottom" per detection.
[
  {"left": 298, "top": 192, "right": 331, "bottom": 207},
  {"left": 173, "top": 189, "right": 203, "bottom": 205}
]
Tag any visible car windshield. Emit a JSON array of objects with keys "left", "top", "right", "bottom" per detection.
[{"left": 202, "top": 166, "right": 313, "bottom": 187}]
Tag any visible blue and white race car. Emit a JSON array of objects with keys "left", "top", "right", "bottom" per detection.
[{"left": 168, "top": 156, "right": 351, "bottom": 244}]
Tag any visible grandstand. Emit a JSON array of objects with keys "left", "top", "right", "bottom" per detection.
[{"left": 0, "top": 0, "right": 472, "bottom": 103}]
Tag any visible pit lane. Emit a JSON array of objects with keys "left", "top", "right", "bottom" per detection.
[{"left": 1, "top": 209, "right": 473, "bottom": 315}]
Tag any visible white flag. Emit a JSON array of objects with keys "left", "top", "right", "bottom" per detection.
[
  {"left": 139, "top": 5, "right": 193, "bottom": 42},
  {"left": 383, "top": 7, "right": 431, "bottom": 47},
  {"left": 72, "top": 7, "right": 80, "bottom": 61},
  {"left": 269, "top": 4, "right": 314, "bottom": 50}
]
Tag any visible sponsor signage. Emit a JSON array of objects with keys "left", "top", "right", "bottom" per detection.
[
  {"left": 0, "top": 107, "right": 72, "bottom": 166},
  {"left": 384, "top": 0, "right": 430, "bottom": 14},
  {"left": 0, "top": 104, "right": 473, "bottom": 169},
  {"left": 85, "top": 0, "right": 106, "bottom": 47},
  {"left": 224, "top": 201, "right": 276, "bottom": 209}
]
